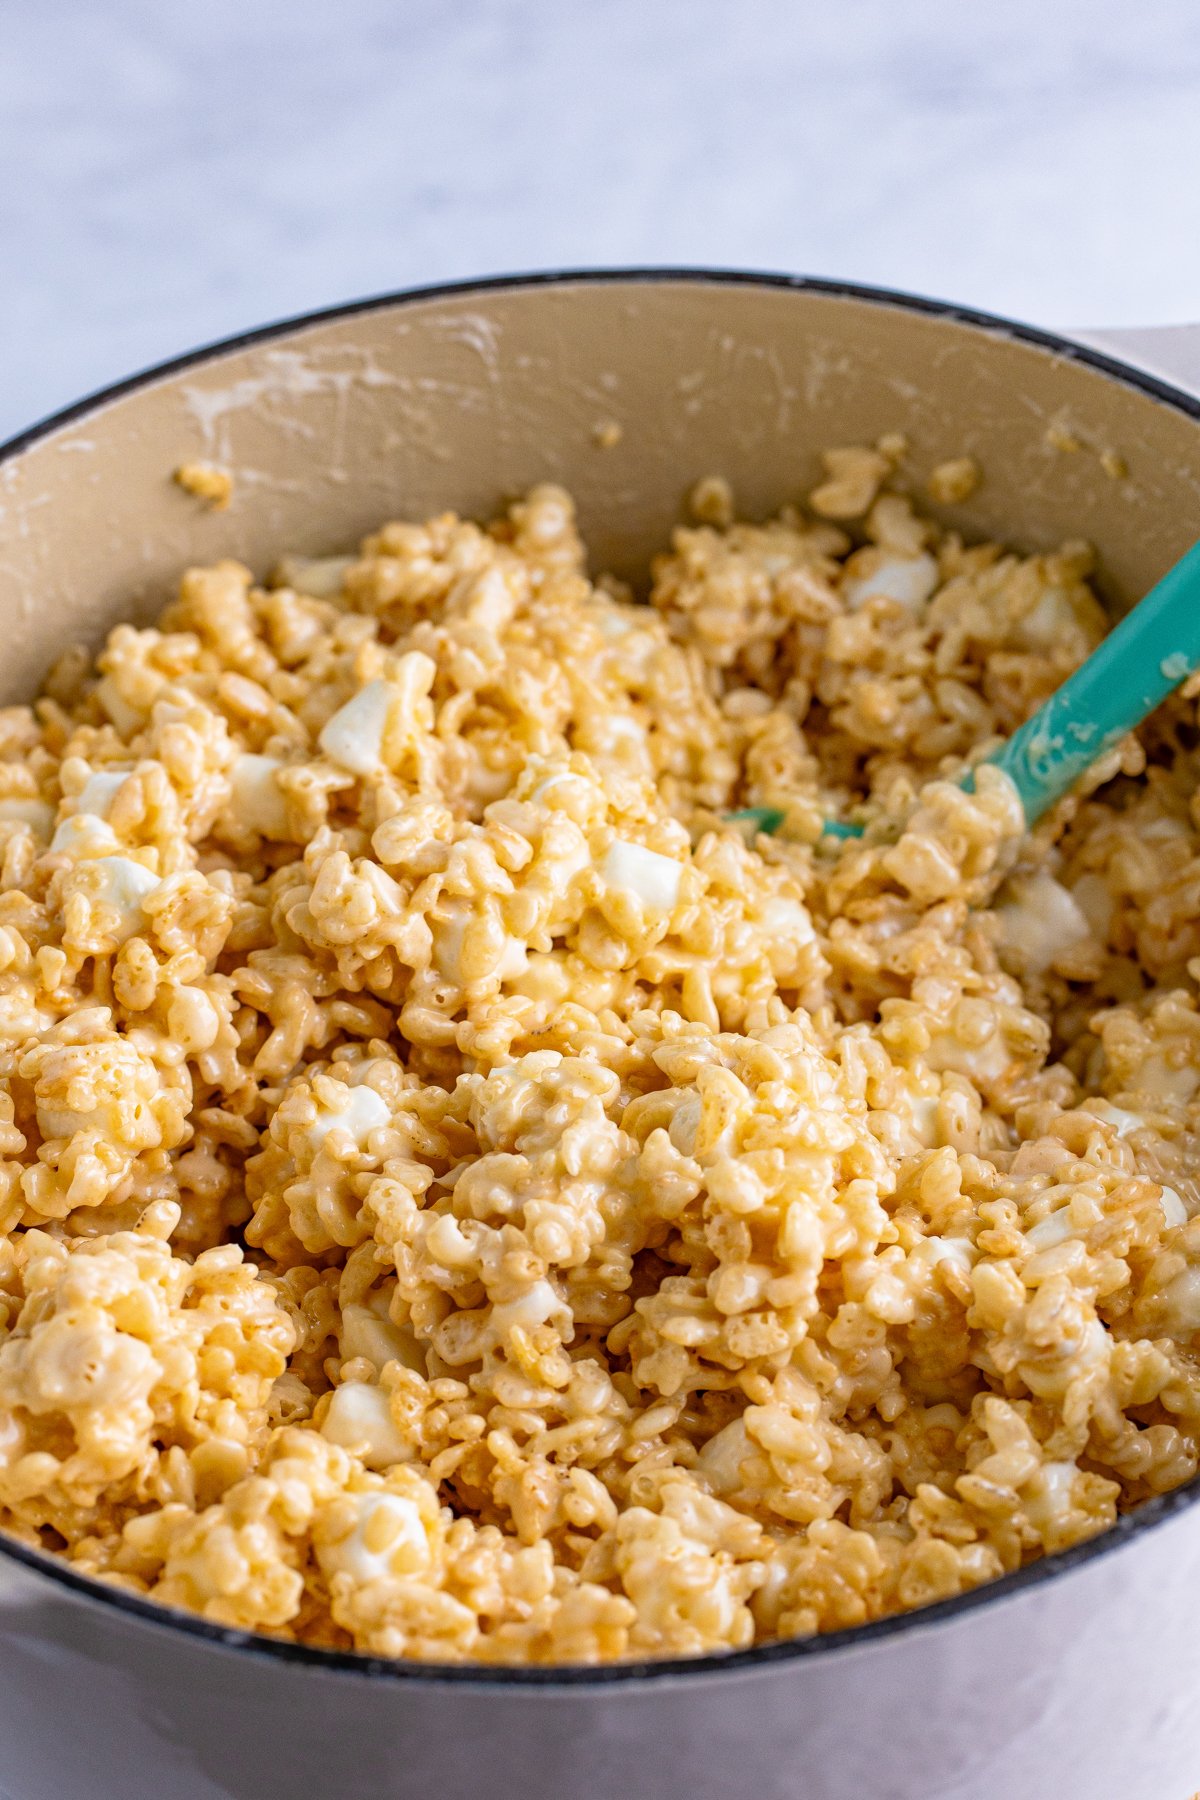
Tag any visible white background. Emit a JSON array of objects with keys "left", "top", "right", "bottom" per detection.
[{"left": 2, "top": 0, "right": 1200, "bottom": 441}]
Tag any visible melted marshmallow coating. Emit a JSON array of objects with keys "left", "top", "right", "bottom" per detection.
[{"left": 2, "top": 451, "right": 1199, "bottom": 1665}]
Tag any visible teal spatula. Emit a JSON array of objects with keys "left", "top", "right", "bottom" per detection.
[{"left": 733, "top": 538, "right": 1200, "bottom": 841}]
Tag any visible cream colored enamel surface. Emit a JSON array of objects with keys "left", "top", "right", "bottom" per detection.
[
  {"left": 5, "top": 287, "right": 1200, "bottom": 716},
  {"left": 3, "top": 283, "right": 1200, "bottom": 1800}
]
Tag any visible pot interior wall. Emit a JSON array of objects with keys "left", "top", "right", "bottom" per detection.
[{"left": 1, "top": 277, "right": 1198, "bottom": 703}]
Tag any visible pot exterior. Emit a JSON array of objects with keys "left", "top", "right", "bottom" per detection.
[
  {"left": 2, "top": 1504, "right": 1200, "bottom": 1800},
  {"left": 4, "top": 275, "right": 1200, "bottom": 1800}
]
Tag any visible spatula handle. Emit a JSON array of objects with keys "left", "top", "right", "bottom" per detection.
[{"left": 990, "top": 538, "right": 1200, "bottom": 823}]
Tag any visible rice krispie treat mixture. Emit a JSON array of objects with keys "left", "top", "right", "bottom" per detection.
[{"left": 2, "top": 446, "right": 1200, "bottom": 1666}]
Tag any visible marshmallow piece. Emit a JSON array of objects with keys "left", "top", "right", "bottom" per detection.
[
  {"left": 321, "top": 1381, "right": 413, "bottom": 1470},
  {"left": 601, "top": 839, "right": 682, "bottom": 913},
  {"left": 317, "top": 1492, "right": 430, "bottom": 1584},
  {"left": 496, "top": 938, "right": 528, "bottom": 980},
  {"left": 1162, "top": 1264, "right": 1200, "bottom": 1334},
  {"left": 922, "top": 1234, "right": 976, "bottom": 1272},
  {"left": 73, "top": 770, "right": 132, "bottom": 818},
  {"left": 87, "top": 857, "right": 160, "bottom": 941},
  {"left": 995, "top": 873, "right": 1091, "bottom": 974},
  {"left": 0, "top": 991, "right": 55, "bottom": 1041},
  {"left": 1014, "top": 587, "right": 1078, "bottom": 650},
  {"left": 596, "top": 608, "right": 637, "bottom": 639},
  {"left": 51, "top": 767, "right": 135, "bottom": 853},
  {"left": 95, "top": 676, "right": 144, "bottom": 738},
  {"left": 339, "top": 1299, "right": 423, "bottom": 1373},
  {"left": 1142, "top": 816, "right": 1190, "bottom": 842},
  {"left": 759, "top": 894, "right": 816, "bottom": 949},
  {"left": 452, "top": 564, "right": 519, "bottom": 634},
  {"left": 51, "top": 812, "right": 121, "bottom": 857},
  {"left": 319, "top": 656, "right": 436, "bottom": 778},
  {"left": 275, "top": 553, "right": 355, "bottom": 597},
  {"left": 1159, "top": 1184, "right": 1189, "bottom": 1230},
  {"left": 1025, "top": 1461, "right": 1080, "bottom": 1537},
  {"left": 431, "top": 899, "right": 469, "bottom": 984},
  {"left": 1086, "top": 1100, "right": 1144, "bottom": 1138},
  {"left": 528, "top": 771, "right": 598, "bottom": 835},
  {"left": 529, "top": 771, "right": 577, "bottom": 805},
  {"left": 909, "top": 1095, "right": 941, "bottom": 1147},
  {"left": 489, "top": 1279, "right": 570, "bottom": 1344},
  {"left": 309, "top": 1084, "right": 391, "bottom": 1150},
  {"left": 586, "top": 715, "right": 649, "bottom": 766},
  {"left": 319, "top": 680, "right": 394, "bottom": 776},
  {"left": 1025, "top": 1208, "right": 1079, "bottom": 1250},
  {"left": 925, "top": 1027, "right": 1011, "bottom": 1084},
  {"left": 1139, "top": 1054, "right": 1200, "bottom": 1104},
  {"left": 696, "top": 1418, "right": 752, "bottom": 1496},
  {"left": 844, "top": 552, "right": 939, "bottom": 611},
  {"left": 229, "top": 754, "right": 290, "bottom": 838}
]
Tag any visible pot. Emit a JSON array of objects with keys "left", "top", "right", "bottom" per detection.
[{"left": 1, "top": 272, "right": 1199, "bottom": 1800}]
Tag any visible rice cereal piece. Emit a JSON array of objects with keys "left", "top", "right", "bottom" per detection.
[
  {"left": 3, "top": 466, "right": 1200, "bottom": 1667},
  {"left": 0, "top": 1209, "right": 294, "bottom": 1539}
]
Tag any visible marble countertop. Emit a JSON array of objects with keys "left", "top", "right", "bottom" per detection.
[
  {"left": 0, "top": 9, "right": 1199, "bottom": 1796},
  {"left": 2, "top": 0, "right": 1200, "bottom": 443}
]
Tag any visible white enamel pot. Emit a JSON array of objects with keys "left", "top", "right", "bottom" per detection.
[{"left": 1, "top": 274, "right": 1199, "bottom": 1800}]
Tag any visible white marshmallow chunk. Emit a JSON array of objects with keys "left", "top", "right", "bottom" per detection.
[
  {"left": 1085, "top": 1101, "right": 1144, "bottom": 1138},
  {"left": 697, "top": 1419, "right": 753, "bottom": 1496},
  {"left": 1159, "top": 1185, "right": 1189, "bottom": 1230},
  {"left": 1025, "top": 1461, "right": 1079, "bottom": 1537},
  {"left": 95, "top": 676, "right": 143, "bottom": 737},
  {"left": 229, "top": 754, "right": 290, "bottom": 838},
  {"left": 1014, "top": 588, "right": 1077, "bottom": 651},
  {"left": 1025, "top": 1208, "right": 1079, "bottom": 1250},
  {"left": 73, "top": 769, "right": 132, "bottom": 818},
  {"left": 339, "top": 1299, "right": 424, "bottom": 1373},
  {"left": 489, "top": 1280, "right": 570, "bottom": 1343},
  {"left": 1162, "top": 1264, "right": 1200, "bottom": 1334},
  {"left": 601, "top": 840, "right": 682, "bottom": 913},
  {"left": 909, "top": 1095, "right": 941, "bottom": 1147},
  {"left": 1139, "top": 1054, "right": 1200, "bottom": 1104},
  {"left": 317, "top": 1492, "right": 430, "bottom": 1584},
  {"left": 275, "top": 553, "right": 355, "bottom": 597},
  {"left": 844, "top": 552, "right": 939, "bottom": 611},
  {"left": 319, "top": 680, "right": 393, "bottom": 776},
  {"left": 88, "top": 857, "right": 160, "bottom": 941},
  {"left": 922, "top": 1235, "right": 976, "bottom": 1272},
  {"left": 321, "top": 1381, "right": 413, "bottom": 1469},
  {"left": 51, "top": 813, "right": 121, "bottom": 857},
  {"left": 759, "top": 894, "right": 816, "bottom": 948},
  {"left": 495, "top": 938, "right": 529, "bottom": 980},
  {"left": 431, "top": 900, "right": 469, "bottom": 984},
  {"left": 925, "top": 1028, "right": 1011, "bottom": 1084},
  {"left": 309, "top": 1084, "right": 391, "bottom": 1149},
  {"left": 995, "top": 873, "right": 1091, "bottom": 974}
]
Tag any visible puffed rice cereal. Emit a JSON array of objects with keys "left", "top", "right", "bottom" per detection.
[{"left": 2, "top": 456, "right": 1199, "bottom": 1666}]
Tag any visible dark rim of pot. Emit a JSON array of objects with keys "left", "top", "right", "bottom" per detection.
[{"left": 2, "top": 267, "right": 1200, "bottom": 1690}]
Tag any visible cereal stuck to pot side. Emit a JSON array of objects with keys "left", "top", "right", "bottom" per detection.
[
  {"left": 1, "top": 456, "right": 1199, "bottom": 1666},
  {"left": 172, "top": 461, "right": 234, "bottom": 511}
]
